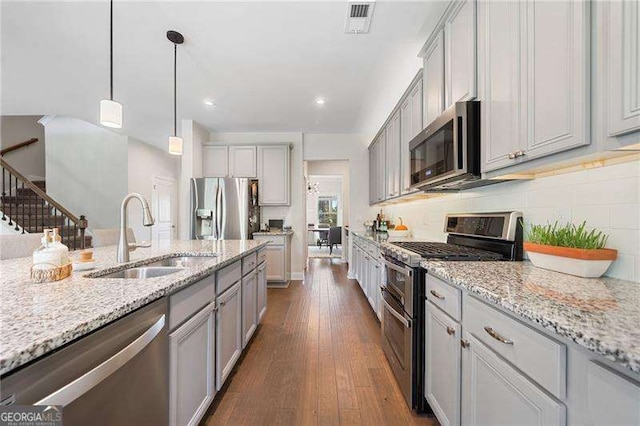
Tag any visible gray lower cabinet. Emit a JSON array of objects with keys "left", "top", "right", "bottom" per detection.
[
  {"left": 425, "top": 302, "right": 461, "bottom": 426},
  {"left": 242, "top": 270, "right": 258, "bottom": 348},
  {"left": 169, "top": 301, "right": 216, "bottom": 426},
  {"left": 586, "top": 361, "right": 640, "bottom": 425},
  {"left": 461, "top": 332, "right": 566, "bottom": 426},
  {"left": 216, "top": 281, "right": 242, "bottom": 390},
  {"left": 257, "top": 261, "right": 267, "bottom": 322}
]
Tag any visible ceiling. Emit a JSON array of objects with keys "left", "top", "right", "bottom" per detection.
[{"left": 1, "top": 1, "right": 448, "bottom": 149}]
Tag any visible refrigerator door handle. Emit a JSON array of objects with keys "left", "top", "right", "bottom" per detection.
[
  {"left": 219, "top": 183, "right": 227, "bottom": 239},
  {"left": 191, "top": 178, "right": 199, "bottom": 240},
  {"left": 215, "top": 183, "right": 222, "bottom": 239}
]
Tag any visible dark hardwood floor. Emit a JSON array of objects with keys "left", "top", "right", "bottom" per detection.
[{"left": 203, "top": 258, "right": 438, "bottom": 426}]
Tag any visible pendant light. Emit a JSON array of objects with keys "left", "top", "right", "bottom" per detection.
[
  {"left": 167, "top": 30, "right": 184, "bottom": 156},
  {"left": 100, "top": 0, "right": 123, "bottom": 128}
]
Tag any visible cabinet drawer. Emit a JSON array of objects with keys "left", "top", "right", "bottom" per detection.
[
  {"left": 242, "top": 253, "right": 258, "bottom": 276},
  {"left": 257, "top": 249, "right": 266, "bottom": 265},
  {"left": 169, "top": 273, "right": 216, "bottom": 330},
  {"left": 425, "top": 273, "right": 461, "bottom": 321},
  {"left": 216, "top": 260, "right": 242, "bottom": 294},
  {"left": 463, "top": 294, "right": 566, "bottom": 399},
  {"left": 254, "top": 235, "right": 285, "bottom": 246}
]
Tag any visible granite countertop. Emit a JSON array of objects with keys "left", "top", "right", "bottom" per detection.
[
  {"left": 350, "top": 229, "right": 415, "bottom": 246},
  {"left": 253, "top": 230, "right": 294, "bottom": 236},
  {"left": 0, "top": 239, "right": 267, "bottom": 376},
  {"left": 421, "top": 260, "right": 640, "bottom": 375}
]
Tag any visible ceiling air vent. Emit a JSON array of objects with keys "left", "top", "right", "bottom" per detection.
[{"left": 344, "top": 1, "right": 375, "bottom": 34}]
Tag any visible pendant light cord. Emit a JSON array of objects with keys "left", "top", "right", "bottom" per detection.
[
  {"left": 110, "top": 0, "right": 113, "bottom": 101},
  {"left": 173, "top": 43, "right": 177, "bottom": 137}
]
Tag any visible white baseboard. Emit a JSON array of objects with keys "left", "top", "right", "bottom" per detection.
[{"left": 291, "top": 272, "right": 305, "bottom": 281}]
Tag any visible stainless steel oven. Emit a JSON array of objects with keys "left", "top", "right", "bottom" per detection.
[
  {"left": 409, "top": 101, "right": 481, "bottom": 191},
  {"left": 380, "top": 257, "right": 416, "bottom": 408}
]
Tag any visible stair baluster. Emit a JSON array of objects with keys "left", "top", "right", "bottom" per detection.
[
  {"left": 1, "top": 168, "right": 5, "bottom": 221},
  {"left": 20, "top": 181, "right": 25, "bottom": 234},
  {"left": 7, "top": 174, "right": 13, "bottom": 226}
]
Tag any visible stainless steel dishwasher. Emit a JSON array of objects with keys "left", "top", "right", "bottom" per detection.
[{"left": 0, "top": 298, "right": 168, "bottom": 426}]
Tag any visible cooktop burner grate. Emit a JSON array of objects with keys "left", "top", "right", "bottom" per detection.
[{"left": 390, "top": 241, "right": 503, "bottom": 261}]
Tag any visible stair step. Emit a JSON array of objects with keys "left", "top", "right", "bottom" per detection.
[
  {"left": 2, "top": 205, "right": 53, "bottom": 215},
  {"left": 16, "top": 187, "right": 44, "bottom": 197},
  {"left": 1, "top": 196, "right": 47, "bottom": 205}
]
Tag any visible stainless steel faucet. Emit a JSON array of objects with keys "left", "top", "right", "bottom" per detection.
[{"left": 117, "top": 193, "right": 155, "bottom": 263}]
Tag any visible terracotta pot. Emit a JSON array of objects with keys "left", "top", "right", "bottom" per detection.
[{"left": 523, "top": 242, "right": 617, "bottom": 278}]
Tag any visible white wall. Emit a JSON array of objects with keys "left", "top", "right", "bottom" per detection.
[
  {"left": 381, "top": 159, "right": 640, "bottom": 283},
  {"left": 208, "top": 132, "right": 306, "bottom": 279},
  {"left": 128, "top": 137, "right": 180, "bottom": 242},
  {"left": 307, "top": 160, "right": 349, "bottom": 226},
  {"left": 1, "top": 115, "right": 45, "bottom": 179},
  {"left": 179, "top": 119, "right": 208, "bottom": 240},
  {"left": 43, "top": 116, "right": 128, "bottom": 230}
]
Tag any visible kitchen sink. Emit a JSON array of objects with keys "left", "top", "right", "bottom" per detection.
[
  {"left": 96, "top": 266, "right": 185, "bottom": 279},
  {"left": 145, "top": 255, "right": 216, "bottom": 268}
]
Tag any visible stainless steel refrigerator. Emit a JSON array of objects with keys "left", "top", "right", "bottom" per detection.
[{"left": 191, "top": 178, "right": 260, "bottom": 240}]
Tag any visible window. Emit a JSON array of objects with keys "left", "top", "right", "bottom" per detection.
[{"left": 317, "top": 196, "right": 338, "bottom": 227}]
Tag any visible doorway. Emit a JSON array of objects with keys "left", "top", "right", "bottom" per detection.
[
  {"left": 152, "top": 176, "right": 178, "bottom": 242},
  {"left": 305, "top": 160, "right": 349, "bottom": 260}
]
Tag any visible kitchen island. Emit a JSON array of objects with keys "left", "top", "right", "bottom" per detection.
[{"left": 0, "top": 239, "right": 267, "bottom": 376}]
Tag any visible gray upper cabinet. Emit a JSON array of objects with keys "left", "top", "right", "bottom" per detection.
[
  {"left": 478, "top": 0, "right": 526, "bottom": 172},
  {"left": 385, "top": 110, "right": 401, "bottom": 199},
  {"left": 480, "top": 0, "right": 590, "bottom": 172},
  {"left": 400, "top": 76, "right": 423, "bottom": 195},
  {"left": 368, "top": 140, "right": 377, "bottom": 205},
  {"left": 606, "top": 0, "right": 640, "bottom": 137},
  {"left": 445, "top": 0, "right": 477, "bottom": 107},
  {"left": 376, "top": 132, "right": 386, "bottom": 203},
  {"left": 258, "top": 145, "right": 290, "bottom": 206},
  {"left": 424, "top": 30, "right": 445, "bottom": 127}
]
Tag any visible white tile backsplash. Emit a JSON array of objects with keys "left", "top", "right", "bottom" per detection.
[{"left": 381, "top": 159, "right": 640, "bottom": 282}]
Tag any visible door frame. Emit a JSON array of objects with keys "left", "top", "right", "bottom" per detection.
[{"left": 151, "top": 175, "right": 178, "bottom": 242}]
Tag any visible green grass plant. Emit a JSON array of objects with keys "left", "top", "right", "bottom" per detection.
[{"left": 525, "top": 221, "right": 609, "bottom": 250}]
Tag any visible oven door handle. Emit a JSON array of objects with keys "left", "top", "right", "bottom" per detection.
[
  {"left": 383, "top": 298, "right": 411, "bottom": 329},
  {"left": 381, "top": 257, "right": 413, "bottom": 278}
]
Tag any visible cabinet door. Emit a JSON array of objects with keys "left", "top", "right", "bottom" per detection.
[
  {"left": 425, "top": 302, "right": 461, "bottom": 426},
  {"left": 376, "top": 131, "right": 387, "bottom": 202},
  {"left": 203, "top": 146, "right": 229, "bottom": 177},
  {"left": 265, "top": 245, "right": 286, "bottom": 281},
  {"left": 373, "top": 261, "right": 382, "bottom": 320},
  {"left": 586, "top": 361, "right": 640, "bottom": 426},
  {"left": 258, "top": 145, "right": 290, "bottom": 205},
  {"left": 216, "top": 282, "right": 242, "bottom": 390},
  {"left": 170, "top": 302, "right": 216, "bottom": 426},
  {"left": 385, "top": 110, "right": 401, "bottom": 199},
  {"left": 445, "top": 0, "right": 477, "bottom": 107},
  {"left": 369, "top": 143, "right": 377, "bottom": 205},
  {"left": 461, "top": 332, "right": 565, "bottom": 426},
  {"left": 400, "top": 79, "right": 423, "bottom": 196},
  {"left": 424, "top": 31, "right": 445, "bottom": 126},
  {"left": 478, "top": 0, "right": 526, "bottom": 172},
  {"left": 607, "top": 0, "right": 640, "bottom": 136},
  {"left": 242, "top": 271, "right": 258, "bottom": 347},
  {"left": 524, "top": 0, "right": 589, "bottom": 159},
  {"left": 257, "top": 262, "right": 267, "bottom": 322},
  {"left": 229, "top": 146, "right": 257, "bottom": 178}
]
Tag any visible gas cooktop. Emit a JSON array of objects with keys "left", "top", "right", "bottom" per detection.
[
  {"left": 390, "top": 241, "right": 503, "bottom": 261},
  {"left": 380, "top": 212, "right": 524, "bottom": 267}
]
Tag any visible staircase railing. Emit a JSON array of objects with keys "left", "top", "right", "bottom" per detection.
[
  {"left": 0, "top": 138, "right": 39, "bottom": 157},
  {"left": 1, "top": 158, "right": 88, "bottom": 250}
]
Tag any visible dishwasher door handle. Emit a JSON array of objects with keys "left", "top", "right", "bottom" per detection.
[{"left": 37, "top": 314, "right": 166, "bottom": 407}]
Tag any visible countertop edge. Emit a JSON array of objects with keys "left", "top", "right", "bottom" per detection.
[{"left": 420, "top": 261, "right": 640, "bottom": 376}]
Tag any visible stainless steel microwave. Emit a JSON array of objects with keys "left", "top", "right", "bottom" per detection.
[{"left": 409, "top": 101, "right": 483, "bottom": 191}]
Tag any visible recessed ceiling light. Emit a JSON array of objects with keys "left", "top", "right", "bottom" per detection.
[
  {"left": 315, "top": 98, "right": 326, "bottom": 106},
  {"left": 203, "top": 100, "right": 215, "bottom": 106}
]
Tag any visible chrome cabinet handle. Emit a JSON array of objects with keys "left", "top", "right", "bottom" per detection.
[
  {"left": 430, "top": 289, "right": 445, "bottom": 300},
  {"left": 37, "top": 314, "right": 166, "bottom": 406},
  {"left": 484, "top": 326, "right": 514, "bottom": 345},
  {"left": 446, "top": 326, "right": 455, "bottom": 336}
]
